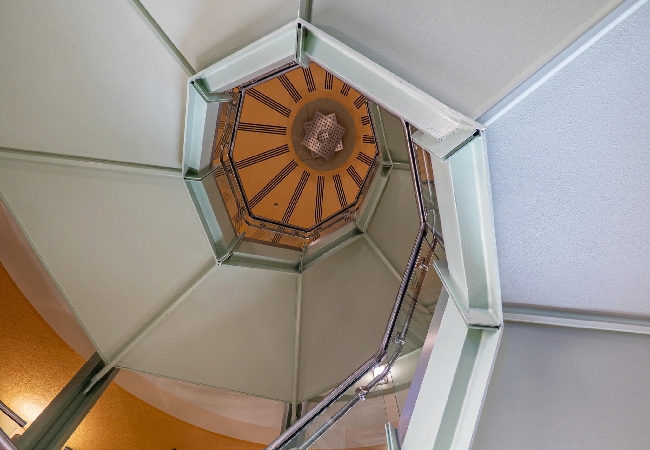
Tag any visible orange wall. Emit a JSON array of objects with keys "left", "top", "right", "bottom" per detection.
[{"left": 0, "top": 263, "right": 263, "bottom": 449}]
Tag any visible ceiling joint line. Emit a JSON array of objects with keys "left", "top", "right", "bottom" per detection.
[
  {"left": 82, "top": 262, "right": 218, "bottom": 394},
  {"left": 124, "top": 0, "right": 197, "bottom": 76},
  {"left": 291, "top": 273, "right": 303, "bottom": 424},
  {"left": 476, "top": 0, "right": 649, "bottom": 126},
  {"left": 0, "top": 146, "right": 181, "bottom": 178},
  {"left": 363, "top": 233, "right": 401, "bottom": 282}
]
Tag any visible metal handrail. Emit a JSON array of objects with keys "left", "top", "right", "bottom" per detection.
[
  {"left": 266, "top": 122, "right": 432, "bottom": 450},
  {"left": 0, "top": 429, "right": 17, "bottom": 450}
]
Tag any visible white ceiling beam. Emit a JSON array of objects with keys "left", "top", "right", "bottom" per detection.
[
  {"left": 402, "top": 298, "right": 502, "bottom": 450},
  {"left": 503, "top": 304, "right": 650, "bottom": 336},
  {"left": 124, "top": 0, "right": 196, "bottom": 76},
  {"left": 291, "top": 274, "right": 303, "bottom": 424},
  {"left": 477, "top": 0, "right": 649, "bottom": 126},
  {"left": 0, "top": 146, "right": 181, "bottom": 179},
  {"left": 83, "top": 262, "right": 218, "bottom": 393}
]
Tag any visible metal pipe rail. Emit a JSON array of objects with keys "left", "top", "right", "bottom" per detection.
[
  {"left": 265, "top": 121, "right": 431, "bottom": 450},
  {"left": 0, "top": 429, "right": 17, "bottom": 450},
  {"left": 266, "top": 225, "right": 427, "bottom": 450}
]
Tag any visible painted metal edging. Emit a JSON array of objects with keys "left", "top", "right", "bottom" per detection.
[
  {"left": 401, "top": 297, "right": 502, "bottom": 450},
  {"left": 299, "top": 22, "right": 481, "bottom": 141},
  {"left": 195, "top": 21, "right": 298, "bottom": 93},
  {"left": 417, "top": 134, "right": 502, "bottom": 327}
]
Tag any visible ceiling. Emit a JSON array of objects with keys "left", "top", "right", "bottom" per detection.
[
  {"left": 486, "top": 0, "right": 650, "bottom": 317},
  {"left": 2, "top": 0, "right": 647, "bottom": 444}
]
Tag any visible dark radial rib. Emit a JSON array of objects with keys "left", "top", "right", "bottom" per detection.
[
  {"left": 324, "top": 72, "right": 333, "bottom": 90},
  {"left": 333, "top": 174, "right": 347, "bottom": 207},
  {"left": 357, "top": 152, "right": 374, "bottom": 166},
  {"left": 362, "top": 134, "right": 376, "bottom": 144},
  {"left": 347, "top": 165, "right": 364, "bottom": 188},
  {"left": 278, "top": 75, "right": 302, "bottom": 103},
  {"left": 214, "top": 165, "right": 226, "bottom": 177},
  {"left": 235, "top": 144, "right": 289, "bottom": 170},
  {"left": 247, "top": 88, "right": 291, "bottom": 118},
  {"left": 315, "top": 175, "right": 324, "bottom": 223},
  {"left": 250, "top": 228, "right": 266, "bottom": 240},
  {"left": 232, "top": 206, "right": 244, "bottom": 228},
  {"left": 361, "top": 115, "right": 371, "bottom": 126},
  {"left": 272, "top": 227, "right": 285, "bottom": 244},
  {"left": 282, "top": 171, "right": 311, "bottom": 223},
  {"left": 238, "top": 122, "right": 287, "bottom": 135},
  {"left": 215, "top": 123, "right": 232, "bottom": 158},
  {"left": 249, "top": 160, "right": 298, "bottom": 208},
  {"left": 303, "top": 67, "right": 316, "bottom": 93},
  {"left": 340, "top": 83, "right": 351, "bottom": 96},
  {"left": 354, "top": 95, "right": 366, "bottom": 109}
]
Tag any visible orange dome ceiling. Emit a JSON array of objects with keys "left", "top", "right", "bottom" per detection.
[{"left": 214, "top": 62, "right": 379, "bottom": 250}]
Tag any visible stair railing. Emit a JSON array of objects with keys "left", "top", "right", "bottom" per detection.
[{"left": 266, "top": 121, "right": 436, "bottom": 450}]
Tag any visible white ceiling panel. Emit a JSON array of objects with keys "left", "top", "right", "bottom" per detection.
[
  {"left": 312, "top": 0, "right": 623, "bottom": 118},
  {"left": 0, "top": 0, "right": 187, "bottom": 168},
  {"left": 0, "top": 160, "right": 214, "bottom": 359},
  {"left": 474, "top": 323, "right": 650, "bottom": 450},
  {"left": 119, "top": 264, "right": 298, "bottom": 401},
  {"left": 139, "top": 0, "right": 297, "bottom": 71},
  {"left": 299, "top": 238, "right": 400, "bottom": 400},
  {"left": 367, "top": 169, "right": 420, "bottom": 274},
  {"left": 486, "top": 2, "right": 650, "bottom": 316}
]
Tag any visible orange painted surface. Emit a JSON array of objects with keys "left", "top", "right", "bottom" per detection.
[
  {"left": 216, "top": 62, "right": 379, "bottom": 249},
  {"left": 0, "top": 263, "right": 264, "bottom": 449},
  {"left": 0, "top": 262, "right": 84, "bottom": 425}
]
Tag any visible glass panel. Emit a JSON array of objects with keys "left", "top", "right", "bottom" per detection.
[
  {"left": 414, "top": 143, "right": 442, "bottom": 235},
  {"left": 303, "top": 388, "right": 390, "bottom": 449}
]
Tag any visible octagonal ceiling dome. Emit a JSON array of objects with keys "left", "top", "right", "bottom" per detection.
[{"left": 214, "top": 62, "right": 379, "bottom": 250}]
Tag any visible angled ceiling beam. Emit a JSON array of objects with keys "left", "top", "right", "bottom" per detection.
[
  {"left": 477, "top": 0, "right": 649, "bottom": 126},
  {"left": 124, "top": 0, "right": 196, "bottom": 76},
  {"left": 298, "top": 0, "right": 313, "bottom": 22},
  {"left": 503, "top": 304, "right": 650, "bottom": 336},
  {"left": 363, "top": 233, "right": 401, "bottom": 282},
  {"left": 0, "top": 146, "right": 181, "bottom": 178},
  {"left": 83, "top": 262, "right": 218, "bottom": 393},
  {"left": 401, "top": 299, "right": 502, "bottom": 450},
  {"left": 290, "top": 274, "right": 303, "bottom": 424}
]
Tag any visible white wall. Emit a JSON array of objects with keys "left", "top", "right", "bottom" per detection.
[{"left": 473, "top": 323, "right": 650, "bottom": 449}]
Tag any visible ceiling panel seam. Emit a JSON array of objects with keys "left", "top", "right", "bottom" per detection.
[
  {"left": 503, "top": 305, "right": 650, "bottom": 335},
  {"left": 363, "top": 233, "right": 402, "bottom": 282},
  {"left": 124, "top": 0, "right": 196, "bottom": 76},
  {"left": 291, "top": 273, "right": 303, "bottom": 424},
  {"left": 477, "top": 0, "right": 648, "bottom": 126},
  {"left": 0, "top": 146, "right": 182, "bottom": 178},
  {"left": 83, "top": 262, "right": 218, "bottom": 393},
  {"left": 0, "top": 191, "right": 107, "bottom": 361}
]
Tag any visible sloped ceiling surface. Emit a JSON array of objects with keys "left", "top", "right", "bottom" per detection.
[
  {"left": 120, "top": 265, "right": 298, "bottom": 401},
  {"left": 367, "top": 164, "right": 420, "bottom": 273},
  {"left": 0, "top": 0, "right": 188, "bottom": 169},
  {"left": 311, "top": 0, "right": 624, "bottom": 118},
  {"left": 2, "top": 0, "right": 645, "bottom": 427},
  {"left": 139, "top": 0, "right": 296, "bottom": 71},
  {"left": 299, "top": 238, "right": 400, "bottom": 400},
  {"left": 473, "top": 322, "right": 650, "bottom": 450},
  {"left": 486, "top": 1, "right": 650, "bottom": 316},
  {"left": 0, "top": 161, "right": 214, "bottom": 359}
]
